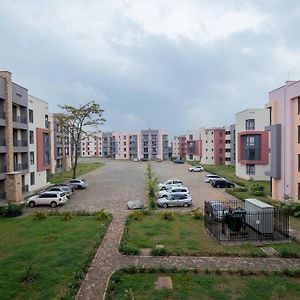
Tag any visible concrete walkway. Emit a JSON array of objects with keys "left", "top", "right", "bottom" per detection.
[{"left": 76, "top": 212, "right": 300, "bottom": 300}]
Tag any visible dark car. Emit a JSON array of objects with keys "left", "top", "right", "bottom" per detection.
[
  {"left": 173, "top": 158, "right": 184, "bottom": 164},
  {"left": 140, "top": 158, "right": 148, "bottom": 162},
  {"left": 207, "top": 200, "right": 228, "bottom": 220},
  {"left": 211, "top": 179, "right": 235, "bottom": 188}
]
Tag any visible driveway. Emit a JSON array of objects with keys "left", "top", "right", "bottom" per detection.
[{"left": 152, "top": 161, "right": 237, "bottom": 210}]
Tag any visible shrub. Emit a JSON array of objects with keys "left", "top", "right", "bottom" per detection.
[
  {"left": 151, "top": 247, "right": 170, "bottom": 256},
  {"left": 191, "top": 208, "right": 203, "bottom": 219},
  {"left": 161, "top": 211, "right": 175, "bottom": 220},
  {"left": 93, "top": 209, "right": 109, "bottom": 220},
  {"left": 294, "top": 211, "right": 300, "bottom": 218},
  {"left": 120, "top": 244, "right": 139, "bottom": 255},
  {"left": 131, "top": 210, "right": 144, "bottom": 221},
  {"left": 147, "top": 177, "right": 158, "bottom": 198},
  {"left": 33, "top": 211, "right": 48, "bottom": 221},
  {"left": 149, "top": 196, "right": 156, "bottom": 209},
  {"left": 250, "top": 184, "right": 265, "bottom": 196},
  {"left": 1, "top": 203, "right": 24, "bottom": 217},
  {"left": 278, "top": 247, "right": 299, "bottom": 258},
  {"left": 63, "top": 212, "right": 73, "bottom": 221}
]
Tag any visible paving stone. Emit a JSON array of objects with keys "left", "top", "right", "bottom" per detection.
[
  {"left": 140, "top": 248, "right": 152, "bottom": 256},
  {"left": 260, "top": 247, "right": 279, "bottom": 256},
  {"left": 155, "top": 276, "right": 173, "bottom": 289}
]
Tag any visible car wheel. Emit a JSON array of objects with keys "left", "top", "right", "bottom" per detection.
[
  {"left": 162, "top": 195, "right": 167, "bottom": 198},
  {"left": 183, "top": 202, "right": 188, "bottom": 208},
  {"left": 28, "top": 201, "right": 35, "bottom": 208},
  {"left": 162, "top": 203, "right": 168, "bottom": 208},
  {"left": 50, "top": 201, "right": 57, "bottom": 208}
]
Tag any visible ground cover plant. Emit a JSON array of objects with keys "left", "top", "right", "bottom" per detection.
[
  {"left": 50, "top": 162, "right": 103, "bottom": 184},
  {"left": 106, "top": 268, "right": 300, "bottom": 300},
  {"left": 120, "top": 213, "right": 300, "bottom": 257},
  {"left": 0, "top": 213, "right": 111, "bottom": 299}
]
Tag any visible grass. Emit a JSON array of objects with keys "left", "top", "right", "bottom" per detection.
[
  {"left": 50, "top": 162, "right": 104, "bottom": 184},
  {"left": 290, "top": 217, "right": 300, "bottom": 232},
  {"left": 121, "top": 213, "right": 300, "bottom": 256},
  {"left": 0, "top": 214, "right": 111, "bottom": 299},
  {"left": 106, "top": 271, "right": 300, "bottom": 300}
]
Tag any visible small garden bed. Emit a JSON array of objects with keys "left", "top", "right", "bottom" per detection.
[
  {"left": 106, "top": 267, "right": 300, "bottom": 300},
  {"left": 120, "top": 212, "right": 300, "bottom": 257},
  {"left": 0, "top": 212, "right": 111, "bottom": 299}
]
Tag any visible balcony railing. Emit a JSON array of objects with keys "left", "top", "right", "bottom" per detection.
[
  {"left": 0, "top": 111, "right": 5, "bottom": 119},
  {"left": 13, "top": 140, "right": 28, "bottom": 147},
  {"left": 0, "top": 165, "right": 6, "bottom": 173},
  {"left": 0, "top": 139, "right": 6, "bottom": 146},
  {"left": 22, "top": 185, "right": 29, "bottom": 193},
  {"left": 14, "top": 163, "right": 28, "bottom": 172},
  {"left": 13, "top": 115, "right": 27, "bottom": 124}
]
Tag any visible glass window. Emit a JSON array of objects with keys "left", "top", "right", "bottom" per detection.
[
  {"left": 245, "top": 119, "right": 255, "bottom": 130},
  {"left": 30, "top": 172, "right": 35, "bottom": 185},
  {"left": 29, "top": 109, "right": 33, "bottom": 123},
  {"left": 246, "top": 164, "right": 255, "bottom": 175},
  {"left": 43, "top": 133, "right": 50, "bottom": 165},
  {"left": 29, "top": 131, "right": 34, "bottom": 144},
  {"left": 30, "top": 151, "right": 34, "bottom": 165}
]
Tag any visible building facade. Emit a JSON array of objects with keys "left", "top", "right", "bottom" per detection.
[
  {"left": 171, "top": 135, "right": 186, "bottom": 159},
  {"left": 185, "top": 130, "right": 202, "bottom": 161},
  {"left": 235, "top": 109, "right": 270, "bottom": 180},
  {"left": 266, "top": 80, "right": 300, "bottom": 201}
]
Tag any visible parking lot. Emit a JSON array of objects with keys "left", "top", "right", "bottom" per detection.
[{"left": 24, "top": 160, "right": 237, "bottom": 214}]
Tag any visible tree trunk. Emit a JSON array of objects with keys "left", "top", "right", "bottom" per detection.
[{"left": 72, "top": 141, "right": 79, "bottom": 179}]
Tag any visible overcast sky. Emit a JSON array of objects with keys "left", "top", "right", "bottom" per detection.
[{"left": 0, "top": 0, "right": 299, "bottom": 136}]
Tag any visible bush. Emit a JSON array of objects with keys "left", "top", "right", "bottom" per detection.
[
  {"left": 33, "top": 211, "right": 48, "bottom": 221},
  {"left": 149, "top": 196, "right": 156, "bottom": 209},
  {"left": 120, "top": 244, "right": 139, "bottom": 255},
  {"left": 63, "top": 212, "right": 73, "bottom": 221},
  {"left": 0, "top": 203, "right": 24, "bottom": 217},
  {"left": 250, "top": 184, "right": 265, "bottom": 196},
  {"left": 278, "top": 247, "right": 299, "bottom": 258},
  {"left": 21, "top": 261, "right": 37, "bottom": 284},
  {"left": 232, "top": 187, "right": 248, "bottom": 193},
  {"left": 130, "top": 210, "right": 144, "bottom": 221},
  {"left": 93, "top": 209, "right": 109, "bottom": 220},
  {"left": 151, "top": 247, "right": 170, "bottom": 256},
  {"left": 161, "top": 211, "right": 175, "bottom": 220},
  {"left": 250, "top": 249, "right": 267, "bottom": 258},
  {"left": 191, "top": 208, "right": 203, "bottom": 219}
]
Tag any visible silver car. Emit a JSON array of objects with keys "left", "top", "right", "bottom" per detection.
[
  {"left": 157, "top": 193, "right": 192, "bottom": 208},
  {"left": 47, "top": 186, "right": 72, "bottom": 198},
  {"left": 158, "top": 179, "right": 183, "bottom": 191},
  {"left": 68, "top": 179, "right": 88, "bottom": 189},
  {"left": 158, "top": 186, "right": 190, "bottom": 198}
]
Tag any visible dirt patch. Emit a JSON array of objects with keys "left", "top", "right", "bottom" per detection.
[{"left": 154, "top": 276, "right": 173, "bottom": 289}]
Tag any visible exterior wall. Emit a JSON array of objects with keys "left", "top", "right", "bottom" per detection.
[
  {"left": 200, "top": 128, "right": 215, "bottom": 164},
  {"left": 185, "top": 130, "right": 201, "bottom": 161},
  {"left": 113, "top": 132, "right": 130, "bottom": 159},
  {"left": 28, "top": 95, "right": 51, "bottom": 192},
  {"left": 213, "top": 128, "right": 226, "bottom": 165},
  {"left": 267, "top": 80, "right": 300, "bottom": 201},
  {"left": 230, "top": 124, "right": 236, "bottom": 165},
  {"left": 235, "top": 109, "right": 270, "bottom": 180}
]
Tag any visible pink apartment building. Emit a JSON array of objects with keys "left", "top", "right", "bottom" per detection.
[{"left": 266, "top": 80, "right": 300, "bottom": 201}]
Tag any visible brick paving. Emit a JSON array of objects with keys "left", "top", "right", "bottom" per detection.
[{"left": 66, "top": 160, "right": 300, "bottom": 300}]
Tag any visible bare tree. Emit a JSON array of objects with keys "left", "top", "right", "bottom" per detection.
[{"left": 57, "top": 101, "right": 105, "bottom": 178}]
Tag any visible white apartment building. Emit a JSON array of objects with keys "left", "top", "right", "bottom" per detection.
[
  {"left": 235, "top": 109, "right": 270, "bottom": 180},
  {"left": 28, "top": 95, "right": 51, "bottom": 192}
]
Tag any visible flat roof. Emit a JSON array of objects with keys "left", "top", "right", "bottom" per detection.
[{"left": 245, "top": 198, "right": 273, "bottom": 208}]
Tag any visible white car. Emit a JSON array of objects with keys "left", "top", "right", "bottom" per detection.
[
  {"left": 27, "top": 191, "right": 68, "bottom": 208},
  {"left": 158, "top": 179, "right": 183, "bottom": 191},
  {"left": 189, "top": 166, "right": 204, "bottom": 172},
  {"left": 68, "top": 179, "right": 88, "bottom": 189},
  {"left": 157, "top": 193, "right": 193, "bottom": 208},
  {"left": 159, "top": 186, "right": 190, "bottom": 198},
  {"left": 204, "top": 175, "right": 221, "bottom": 183}
]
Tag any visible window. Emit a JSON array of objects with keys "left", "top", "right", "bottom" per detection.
[
  {"left": 298, "top": 183, "right": 300, "bottom": 200},
  {"left": 246, "top": 164, "right": 255, "bottom": 175},
  {"left": 245, "top": 119, "right": 255, "bottom": 130},
  {"left": 298, "top": 98, "right": 300, "bottom": 115},
  {"left": 219, "top": 131, "right": 222, "bottom": 137},
  {"left": 29, "top": 130, "right": 34, "bottom": 144},
  {"left": 43, "top": 133, "right": 50, "bottom": 165},
  {"left": 298, "top": 154, "right": 300, "bottom": 172},
  {"left": 30, "top": 172, "right": 35, "bottom": 185},
  {"left": 298, "top": 126, "right": 300, "bottom": 143},
  {"left": 29, "top": 109, "right": 33, "bottom": 123},
  {"left": 30, "top": 151, "right": 34, "bottom": 165},
  {"left": 189, "top": 135, "right": 193, "bottom": 140},
  {"left": 246, "top": 135, "right": 255, "bottom": 146},
  {"left": 45, "top": 114, "right": 49, "bottom": 128}
]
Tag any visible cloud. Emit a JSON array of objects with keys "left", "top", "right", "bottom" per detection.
[{"left": 0, "top": 0, "right": 299, "bottom": 137}]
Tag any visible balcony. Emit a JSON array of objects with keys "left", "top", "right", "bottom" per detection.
[
  {"left": 13, "top": 140, "right": 28, "bottom": 147},
  {"left": 13, "top": 115, "right": 28, "bottom": 129},
  {"left": 14, "top": 163, "right": 29, "bottom": 172}
]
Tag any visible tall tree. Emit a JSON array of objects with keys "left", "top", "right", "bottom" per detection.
[{"left": 57, "top": 101, "right": 105, "bottom": 178}]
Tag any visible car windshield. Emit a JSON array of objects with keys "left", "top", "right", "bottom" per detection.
[{"left": 212, "top": 203, "right": 225, "bottom": 211}]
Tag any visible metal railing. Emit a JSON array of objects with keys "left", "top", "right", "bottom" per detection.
[
  {"left": 13, "top": 115, "right": 27, "bottom": 124},
  {"left": 14, "top": 163, "right": 29, "bottom": 172},
  {"left": 13, "top": 140, "right": 28, "bottom": 147},
  {"left": 204, "top": 200, "right": 289, "bottom": 243}
]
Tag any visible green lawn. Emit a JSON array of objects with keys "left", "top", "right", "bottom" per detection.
[
  {"left": 121, "top": 214, "right": 300, "bottom": 256},
  {"left": 106, "top": 272, "right": 300, "bottom": 300},
  {"left": 0, "top": 215, "right": 111, "bottom": 299},
  {"left": 50, "top": 162, "right": 104, "bottom": 184}
]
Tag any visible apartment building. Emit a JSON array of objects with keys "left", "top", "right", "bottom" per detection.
[
  {"left": 266, "top": 80, "right": 300, "bottom": 201},
  {"left": 235, "top": 109, "right": 269, "bottom": 180},
  {"left": 113, "top": 132, "right": 130, "bottom": 159},
  {"left": 171, "top": 135, "right": 186, "bottom": 159},
  {"left": 224, "top": 125, "right": 236, "bottom": 166},
  {"left": 28, "top": 95, "right": 51, "bottom": 192},
  {"left": 185, "top": 130, "right": 202, "bottom": 161}
]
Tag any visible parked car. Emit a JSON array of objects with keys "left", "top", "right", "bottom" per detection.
[
  {"left": 173, "top": 158, "right": 184, "bottom": 164},
  {"left": 68, "top": 179, "right": 88, "bottom": 189},
  {"left": 204, "top": 174, "right": 221, "bottom": 183},
  {"left": 157, "top": 193, "right": 192, "bottom": 208},
  {"left": 140, "top": 158, "right": 148, "bottom": 162},
  {"left": 47, "top": 186, "right": 72, "bottom": 198},
  {"left": 158, "top": 179, "right": 183, "bottom": 191},
  {"left": 159, "top": 186, "right": 190, "bottom": 198},
  {"left": 56, "top": 182, "right": 75, "bottom": 192},
  {"left": 127, "top": 199, "right": 144, "bottom": 210},
  {"left": 206, "top": 200, "right": 228, "bottom": 220},
  {"left": 211, "top": 179, "right": 235, "bottom": 188},
  {"left": 156, "top": 158, "right": 162, "bottom": 162},
  {"left": 27, "top": 191, "right": 68, "bottom": 208},
  {"left": 133, "top": 158, "right": 139, "bottom": 162},
  {"left": 189, "top": 166, "right": 204, "bottom": 172}
]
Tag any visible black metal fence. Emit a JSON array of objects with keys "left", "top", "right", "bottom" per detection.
[{"left": 204, "top": 200, "right": 289, "bottom": 243}]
